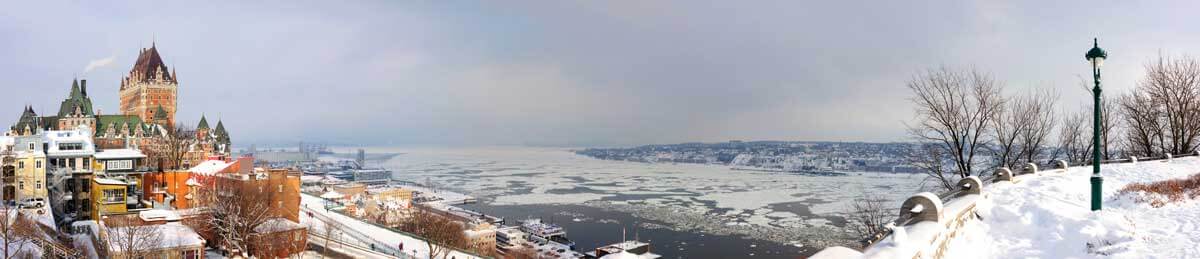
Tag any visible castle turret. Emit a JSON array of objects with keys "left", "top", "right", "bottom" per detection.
[{"left": 120, "top": 44, "right": 178, "bottom": 126}]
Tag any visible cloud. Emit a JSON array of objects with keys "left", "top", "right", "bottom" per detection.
[{"left": 83, "top": 55, "right": 115, "bottom": 74}]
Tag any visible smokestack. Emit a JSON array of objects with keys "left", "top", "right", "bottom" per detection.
[{"left": 80, "top": 79, "right": 87, "bottom": 96}]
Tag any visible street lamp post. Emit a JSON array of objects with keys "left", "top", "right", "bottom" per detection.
[{"left": 1086, "top": 38, "right": 1107, "bottom": 211}]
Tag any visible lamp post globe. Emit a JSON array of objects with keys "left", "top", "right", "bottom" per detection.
[
  {"left": 1087, "top": 39, "right": 1108, "bottom": 67},
  {"left": 1086, "top": 38, "right": 1107, "bottom": 211}
]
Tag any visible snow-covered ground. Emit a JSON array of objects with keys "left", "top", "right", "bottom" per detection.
[
  {"left": 944, "top": 156, "right": 1200, "bottom": 258},
  {"left": 371, "top": 146, "right": 925, "bottom": 246}
]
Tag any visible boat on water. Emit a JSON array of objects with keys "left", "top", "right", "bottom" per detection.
[{"left": 520, "top": 218, "right": 576, "bottom": 250}]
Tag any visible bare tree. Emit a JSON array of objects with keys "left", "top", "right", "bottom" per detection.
[
  {"left": 1139, "top": 53, "right": 1200, "bottom": 155},
  {"left": 990, "top": 93, "right": 1026, "bottom": 170},
  {"left": 504, "top": 246, "right": 538, "bottom": 259},
  {"left": 398, "top": 208, "right": 466, "bottom": 259},
  {"left": 0, "top": 205, "right": 36, "bottom": 259},
  {"left": 151, "top": 123, "right": 197, "bottom": 171},
  {"left": 1120, "top": 91, "right": 1166, "bottom": 157},
  {"left": 843, "top": 194, "right": 894, "bottom": 248},
  {"left": 249, "top": 220, "right": 306, "bottom": 259},
  {"left": 907, "top": 67, "right": 1004, "bottom": 178},
  {"left": 1100, "top": 95, "right": 1122, "bottom": 160},
  {"left": 907, "top": 143, "right": 956, "bottom": 191},
  {"left": 314, "top": 219, "right": 342, "bottom": 259},
  {"left": 1017, "top": 90, "right": 1059, "bottom": 164},
  {"left": 191, "top": 175, "right": 274, "bottom": 256},
  {"left": 1057, "top": 109, "right": 1093, "bottom": 164},
  {"left": 103, "top": 215, "right": 164, "bottom": 259}
]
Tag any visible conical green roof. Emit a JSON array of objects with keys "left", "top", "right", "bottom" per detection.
[
  {"left": 154, "top": 105, "right": 168, "bottom": 120},
  {"left": 214, "top": 120, "right": 230, "bottom": 144},
  {"left": 197, "top": 115, "right": 209, "bottom": 130},
  {"left": 57, "top": 79, "right": 94, "bottom": 117}
]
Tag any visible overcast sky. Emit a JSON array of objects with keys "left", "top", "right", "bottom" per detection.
[{"left": 2, "top": 1, "right": 1199, "bottom": 147}]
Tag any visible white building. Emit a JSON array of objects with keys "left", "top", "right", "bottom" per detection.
[
  {"left": 45, "top": 125, "right": 96, "bottom": 173},
  {"left": 44, "top": 126, "right": 97, "bottom": 221}
]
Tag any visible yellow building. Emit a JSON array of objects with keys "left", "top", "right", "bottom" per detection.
[
  {"left": 92, "top": 178, "right": 128, "bottom": 220},
  {"left": 465, "top": 222, "right": 497, "bottom": 255},
  {"left": 376, "top": 188, "right": 414, "bottom": 202},
  {"left": 13, "top": 135, "right": 47, "bottom": 206}
]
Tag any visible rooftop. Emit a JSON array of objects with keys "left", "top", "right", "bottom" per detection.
[
  {"left": 94, "top": 178, "right": 128, "bottom": 185},
  {"left": 106, "top": 223, "right": 203, "bottom": 252},
  {"left": 94, "top": 148, "right": 146, "bottom": 160},
  {"left": 253, "top": 218, "right": 305, "bottom": 233},
  {"left": 188, "top": 159, "right": 234, "bottom": 175}
]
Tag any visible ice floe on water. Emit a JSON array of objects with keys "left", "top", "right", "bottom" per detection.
[{"left": 377, "top": 147, "right": 925, "bottom": 247}]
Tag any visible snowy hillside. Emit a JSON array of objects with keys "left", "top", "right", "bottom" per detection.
[{"left": 944, "top": 157, "right": 1200, "bottom": 258}]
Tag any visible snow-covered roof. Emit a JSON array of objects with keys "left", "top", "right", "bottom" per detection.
[
  {"left": 94, "top": 149, "right": 146, "bottom": 160},
  {"left": 300, "top": 175, "right": 323, "bottom": 183},
  {"left": 188, "top": 160, "right": 234, "bottom": 176},
  {"left": 94, "top": 178, "right": 127, "bottom": 185},
  {"left": 254, "top": 218, "right": 305, "bottom": 233},
  {"left": 43, "top": 128, "right": 95, "bottom": 156},
  {"left": 600, "top": 250, "right": 661, "bottom": 259},
  {"left": 320, "top": 191, "right": 344, "bottom": 199},
  {"left": 106, "top": 223, "right": 204, "bottom": 251},
  {"left": 0, "top": 136, "right": 14, "bottom": 148},
  {"left": 591, "top": 241, "right": 661, "bottom": 259},
  {"left": 139, "top": 209, "right": 181, "bottom": 222}
]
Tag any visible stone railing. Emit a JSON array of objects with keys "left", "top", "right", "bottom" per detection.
[{"left": 811, "top": 151, "right": 1200, "bottom": 259}]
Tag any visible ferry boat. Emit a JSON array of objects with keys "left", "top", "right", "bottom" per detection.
[{"left": 520, "top": 219, "right": 576, "bottom": 250}]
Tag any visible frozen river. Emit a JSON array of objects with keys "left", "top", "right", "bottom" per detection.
[{"left": 368, "top": 146, "right": 925, "bottom": 257}]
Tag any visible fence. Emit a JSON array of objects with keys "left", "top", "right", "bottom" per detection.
[{"left": 810, "top": 151, "right": 1200, "bottom": 259}]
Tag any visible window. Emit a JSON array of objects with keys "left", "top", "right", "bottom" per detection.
[
  {"left": 105, "top": 160, "right": 133, "bottom": 171},
  {"left": 18, "top": 181, "right": 23, "bottom": 190},
  {"left": 68, "top": 158, "right": 76, "bottom": 169},
  {"left": 35, "top": 181, "right": 40, "bottom": 189},
  {"left": 18, "top": 162, "right": 23, "bottom": 169},
  {"left": 58, "top": 143, "right": 83, "bottom": 151},
  {"left": 102, "top": 189, "right": 125, "bottom": 203},
  {"left": 28, "top": 143, "right": 34, "bottom": 150},
  {"left": 35, "top": 160, "right": 41, "bottom": 169},
  {"left": 83, "top": 158, "right": 90, "bottom": 168}
]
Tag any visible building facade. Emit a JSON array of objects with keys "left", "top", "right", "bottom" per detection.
[
  {"left": 91, "top": 178, "right": 127, "bottom": 220},
  {"left": 55, "top": 79, "right": 97, "bottom": 131},
  {"left": 94, "top": 148, "right": 151, "bottom": 218},
  {"left": 13, "top": 134, "right": 47, "bottom": 206},
  {"left": 120, "top": 44, "right": 178, "bottom": 127},
  {"left": 45, "top": 126, "right": 97, "bottom": 222}
]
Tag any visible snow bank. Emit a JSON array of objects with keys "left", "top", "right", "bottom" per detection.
[{"left": 942, "top": 157, "right": 1200, "bottom": 258}]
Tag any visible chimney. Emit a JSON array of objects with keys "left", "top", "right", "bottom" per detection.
[{"left": 80, "top": 79, "right": 88, "bottom": 96}]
